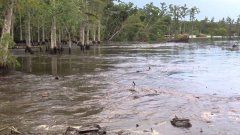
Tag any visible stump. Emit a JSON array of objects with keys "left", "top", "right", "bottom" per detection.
[{"left": 171, "top": 116, "right": 192, "bottom": 128}]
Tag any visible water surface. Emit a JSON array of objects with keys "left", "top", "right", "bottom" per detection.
[{"left": 1, "top": 42, "right": 240, "bottom": 134}]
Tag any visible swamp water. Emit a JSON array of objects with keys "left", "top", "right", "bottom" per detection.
[{"left": 0, "top": 42, "right": 240, "bottom": 134}]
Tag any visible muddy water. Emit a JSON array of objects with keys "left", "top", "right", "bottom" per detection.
[{"left": 1, "top": 42, "right": 240, "bottom": 134}]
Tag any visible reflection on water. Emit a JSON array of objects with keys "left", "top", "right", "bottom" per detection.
[{"left": 1, "top": 43, "right": 240, "bottom": 134}]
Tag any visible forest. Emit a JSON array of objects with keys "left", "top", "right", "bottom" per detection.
[{"left": 0, "top": 0, "right": 240, "bottom": 68}]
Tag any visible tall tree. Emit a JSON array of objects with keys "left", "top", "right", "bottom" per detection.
[
  {"left": 189, "top": 6, "right": 200, "bottom": 35},
  {"left": 0, "top": 0, "right": 18, "bottom": 68}
]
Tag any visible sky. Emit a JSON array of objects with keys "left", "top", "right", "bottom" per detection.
[{"left": 120, "top": 0, "right": 240, "bottom": 21}]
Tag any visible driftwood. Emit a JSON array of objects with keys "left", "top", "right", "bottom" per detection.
[{"left": 64, "top": 124, "right": 106, "bottom": 135}]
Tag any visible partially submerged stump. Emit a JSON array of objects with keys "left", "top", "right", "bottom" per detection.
[
  {"left": 85, "top": 45, "right": 90, "bottom": 50},
  {"left": 171, "top": 116, "right": 192, "bottom": 128},
  {"left": 25, "top": 46, "right": 34, "bottom": 54}
]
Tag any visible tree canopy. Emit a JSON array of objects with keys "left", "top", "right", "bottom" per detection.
[{"left": 0, "top": 0, "right": 240, "bottom": 43}]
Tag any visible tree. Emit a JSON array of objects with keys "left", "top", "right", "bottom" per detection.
[
  {"left": 226, "top": 16, "right": 234, "bottom": 40},
  {"left": 189, "top": 6, "right": 200, "bottom": 36},
  {"left": 180, "top": 4, "right": 188, "bottom": 33},
  {"left": 169, "top": 4, "right": 181, "bottom": 35},
  {"left": 0, "top": 0, "right": 19, "bottom": 69}
]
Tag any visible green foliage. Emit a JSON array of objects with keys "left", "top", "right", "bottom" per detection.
[
  {"left": 2, "top": 0, "right": 240, "bottom": 44},
  {"left": 0, "top": 33, "right": 15, "bottom": 49},
  {"left": 0, "top": 33, "right": 20, "bottom": 67}
]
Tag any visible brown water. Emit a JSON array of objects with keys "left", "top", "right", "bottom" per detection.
[{"left": 1, "top": 42, "right": 240, "bottom": 134}]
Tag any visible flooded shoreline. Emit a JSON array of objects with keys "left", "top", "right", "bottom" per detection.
[{"left": 1, "top": 42, "right": 240, "bottom": 134}]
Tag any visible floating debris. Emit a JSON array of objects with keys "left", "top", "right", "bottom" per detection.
[{"left": 171, "top": 116, "right": 192, "bottom": 128}]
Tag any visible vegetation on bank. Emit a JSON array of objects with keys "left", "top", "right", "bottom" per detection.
[{"left": 0, "top": 0, "right": 240, "bottom": 69}]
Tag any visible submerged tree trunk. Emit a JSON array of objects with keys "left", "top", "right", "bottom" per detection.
[
  {"left": 0, "top": 0, "right": 14, "bottom": 65},
  {"left": 51, "top": 57, "right": 58, "bottom": 75}
]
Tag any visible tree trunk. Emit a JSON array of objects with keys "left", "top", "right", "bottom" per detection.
[
  {"left": 64, "top": 24, "right": 71, "bottom": 54},
  {"left": 42, "top": 24, "right": 45, "bottom": 42},
  {"left": 179, "top": 21, "right": 182, "bottom": 34},
  {"left": 0, "top": 0, "right": 14, "bottom": 64},
  {"left": 86, "top": 25, "right": 90, "bottom": 45},
  {"left": 19, "top": 12, "right": 23, "bottom": 41},
  {"left": 97, "top": 20, "right": 101, "bottom": 43},
  {"left": 26, "top": 11, "right": 31, "bottom": 48},
  {"left": 11, "top": 14, "right": 14, "bottom": 39},
  {"left": 191, "top": 20, "right": 194, "bottom": 36},
  {"left": 93, "top": 25, "right": 96, "bottom": 42},
  {"left": 50, "top": 16, "right": 57, "bottom": 50},
  {"left": 80, "top": 23, "right": 85, "bottom": 45},
  {"left": 37, "top": 20, "right": 40, "bottom": 43},
  {"left": 68, "top": 32, "right": 72, "bottom": 54},
  {"left": 183, "top": 19, "right": 186, "bottom": 33},
  {"left": 50, "top": 0, "right": 57, "bottom": 53},
  {"left": 58, "top": 27, "right": 62, "bottom": 49},
  {"left": 1, "top": 1, "right": 14, "bottom": 36}
]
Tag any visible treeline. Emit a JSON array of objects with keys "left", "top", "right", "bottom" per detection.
[{"left": 105, "top": 2, "right": 240, "bottom": 41}]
